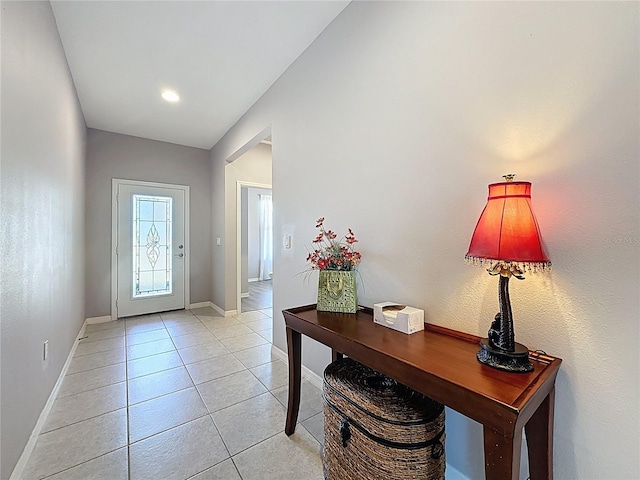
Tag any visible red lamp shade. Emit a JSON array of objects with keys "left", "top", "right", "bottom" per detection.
[{"left": 466, "top": 180, "right": 551, "bottom": 271}]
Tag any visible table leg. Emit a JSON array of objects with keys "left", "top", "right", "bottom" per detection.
[
  {"left": 525, "top": 387, "right": 555, "bottom": 480},
  {"left": 483, "top": 426, "right": 522, "bottom": 480},
  {"left": 285, "top": 326, "right": 301, "bottom": 435},
  {"left": 332, "top": 349, "right": 343, "bottom": 362}
]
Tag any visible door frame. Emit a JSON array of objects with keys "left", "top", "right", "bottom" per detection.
[
  {"left": 236, "top": 181, "right": 272, "bottom": 315},
  {"left": 111, "top": 178, "right": 190, "bottom": 320}
]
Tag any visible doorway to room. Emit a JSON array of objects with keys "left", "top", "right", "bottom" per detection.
[
  {"left": 224, "top": 127, "right": 272, "bottom": 316},
  {"left": 238, "top": 183, "right": 272, "bottom": 313}
]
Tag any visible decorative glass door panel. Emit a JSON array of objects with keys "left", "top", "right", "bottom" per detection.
[
  {"left": 133, "top": 194, "right": 173, "bottom": 298},
  {"left": 115, "top": 180, "right": 187, "bottom": 318}
]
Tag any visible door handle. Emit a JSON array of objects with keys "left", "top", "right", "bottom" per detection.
[{"left": 174, "top": 253, "right": 184, "bottom": 258}]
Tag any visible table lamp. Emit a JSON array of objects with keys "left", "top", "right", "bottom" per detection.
[{"left": 465, "top": 174, "right": 551, "bottom": 373}]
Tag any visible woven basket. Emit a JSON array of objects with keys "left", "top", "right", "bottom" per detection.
[{"left": 323, "top": 358, "right": 445, "bottom": 480}]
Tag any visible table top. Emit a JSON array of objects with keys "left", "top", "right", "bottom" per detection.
[{"left": 283, "top": 304, "right": 562, "bottom": 435}]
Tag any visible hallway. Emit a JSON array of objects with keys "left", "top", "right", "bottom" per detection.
[{"left": 22, "top": 307, "right": 324, "bottom": 479}]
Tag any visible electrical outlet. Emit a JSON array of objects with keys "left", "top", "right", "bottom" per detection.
[{"left": 43, "top": 340, "right": 49, "bottom": 361}]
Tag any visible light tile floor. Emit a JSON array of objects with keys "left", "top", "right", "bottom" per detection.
[{"left": 23, "top": 307, "right": 325, "bottom": 480}]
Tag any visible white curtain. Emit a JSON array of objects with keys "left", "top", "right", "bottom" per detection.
[{"left": 258, "top": 194, "right": 273, "bottom": 281}]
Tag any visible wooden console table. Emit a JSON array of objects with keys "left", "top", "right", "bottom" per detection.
[{"left": 283, "top": 305, "right": 561, "bottom": 480}]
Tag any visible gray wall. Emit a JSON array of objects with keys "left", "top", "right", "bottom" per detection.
[
  {"left": 0, "top": 2, "right": 87, "bottom": 478},
  {"left": 85, "top": 129, "right": 212, "bottom": 318},
  {"left": 209, "top": 2, "right": 639, "bottom": 479}
]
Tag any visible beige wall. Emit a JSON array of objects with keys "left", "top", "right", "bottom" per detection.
[
  {"left": 85, "top": 129, "right": 212, "bottom": 318},
  {"left": 0, "top": 2, "right": 87, "bottom": 477},
  {"left": 209, "top": 2, "right": 639, "bottom": 479}
]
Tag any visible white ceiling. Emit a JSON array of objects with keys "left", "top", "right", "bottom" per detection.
[{"left": 51, "top": 1, "right": 350, "bottom": 150}]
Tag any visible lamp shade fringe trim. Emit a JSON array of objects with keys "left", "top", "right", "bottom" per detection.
[{"left": 464, "top": 255, "right": 552, "bottom": 274}]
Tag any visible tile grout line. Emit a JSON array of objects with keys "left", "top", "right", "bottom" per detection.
[
  {"left": 41, "top": 308, "right": 309, "bottom": 480},
  {"left": 225, "top": 417, "right": 319, "bottom": 459},
  {"left": 126, "top": 312, "right": 213, "bottom": 457},
  {"left": 129, "top": 411, "right": 213, "bottom": 447},
  {"left": 39, "top": 447, "right": 125, "bottom": 480},
  {"left": 125, "top": 317, "right": 132, "bottom": 480},
  {"left": 38, "top": 384, "right": 127, "bottom": 435}
]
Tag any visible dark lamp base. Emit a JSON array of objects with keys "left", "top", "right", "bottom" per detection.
[{"left": 477, "top": 338, "right": 534, "bottom": 373}]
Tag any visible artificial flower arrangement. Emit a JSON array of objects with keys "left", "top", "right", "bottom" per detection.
[
  {"left": 306, "top": 217, "right": 361, "bottom": 313},
  {"left": 306, "top": 217, "right": 362, "bottom": 271}
]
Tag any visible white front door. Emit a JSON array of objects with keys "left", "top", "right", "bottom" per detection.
[{"left": 113, "top": 179, "right": 189, "bottom": 318}]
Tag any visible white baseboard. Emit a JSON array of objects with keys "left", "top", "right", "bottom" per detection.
[
  {"left": 271, "top": 345, "right": 323, "bottom": 390},
  {"left": 189, "top": 301, "right": 212, "bottom": 309},
  {"left": 240, "top": 293, "right": 250, "bottom": 299},
  {"left": 248, "top": 278, "right": 260, "bottom": 283},
  {"left": 210, "top": 302, "right": 225, "bottom": 315},
  {"left": 91, "top": 305, "right": 220, "bottom": 321},
  {"left": 189, "top": 301, "right": 238, "bottom": 317},
  {"left": 210, "top": 302, "right": 238, "bottom": 318},
  {"left": 9, "top": 320, "right": 87, "bottom": 480},
  {"left": 85, "top": 315, "right": 112, "bottom": 324}
]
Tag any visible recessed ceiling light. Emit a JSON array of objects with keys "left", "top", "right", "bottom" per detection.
[{"left": 161, "top": 90, "right": 180, "bottom": 103}]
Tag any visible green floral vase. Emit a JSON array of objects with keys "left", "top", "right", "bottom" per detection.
[{"left": 317, "top": 270, "right": 358, "bottom": 314}]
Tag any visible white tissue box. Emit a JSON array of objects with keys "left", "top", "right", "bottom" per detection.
[{"left": 373, "top": 302, "right": 425, "bottom": 334}]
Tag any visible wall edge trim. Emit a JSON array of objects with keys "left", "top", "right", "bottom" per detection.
[
  {"left": 210, "top": 302, "right": 238, "bottom": 318},
  {"left": 85, "top": 315, "right": 112, "bottom": 324},
  {"left": 189, "top": 301, "right": 212, "bottom": 309}
]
